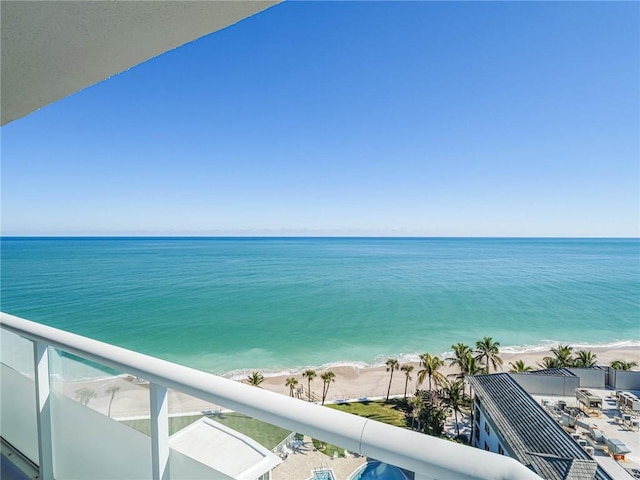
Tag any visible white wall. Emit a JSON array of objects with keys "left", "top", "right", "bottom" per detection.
[
  {"left": 567, "top": 368, "right": 606, "bottom": 389},
  {"left": 1, "top": 353, "right": 238, "bottom": 479},
  {"left": 472, "top": 404, "right": 509, "bottom": 458},
  {"left": 50, "top": 391, "right": 237, "bottom": 479},
  {"left": 608, "top": 368, "right": 640, "bottom": 390},
  {"left": 510, "top": 373, "right": 579, "bottom": 396},
  {"left": 0, "top": 363, "right": 39, "bottom": 465}
]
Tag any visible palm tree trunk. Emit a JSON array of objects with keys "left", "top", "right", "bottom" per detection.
[
  {"left": 454, "top": 409, "right": 460, "bottom": 439},
  {"left": 403, "top": 377, "right": 409, "bottom": 400},
  {"left": 322, "top": 381, "right": 328, "bottom": 405},
  {"left": 386, "top": 371, "right": 394, "bottom": 402},
  {"left": 108, "top": 391, "right": 116, "bottom": 418}
]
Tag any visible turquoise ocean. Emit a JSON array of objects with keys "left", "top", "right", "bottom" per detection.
[{"left": 1, "top": 237, "right": 639, "bottom": 378}]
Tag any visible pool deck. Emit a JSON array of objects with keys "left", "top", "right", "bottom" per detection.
[{"left": 271, "top": 436, "right": 367, "bottom": 480}]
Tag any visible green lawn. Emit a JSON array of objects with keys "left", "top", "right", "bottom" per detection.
[
  {"left": 312, "top": 438, "right": 347, "bottom": 458},
  {"left": 310, "top": 399, "right": 408, "bottom": 458},
  {"left": 122, "top": 415, "right": 203, "bottom": 436},
  {"left": 122, "top": 400, "right": 406, "bottom": 459},
  {"left": 326, "top": 399, "right": 407, "bottom": 428},
  {"left": 121, "top": 412, "right": 291, "bottom": 450},
  {"left": 208, "top": 412, "right": 291, "bottom": 450}
]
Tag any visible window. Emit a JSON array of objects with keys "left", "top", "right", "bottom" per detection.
[
  {"left": 498, "top": 444, "right": 504, "bottom": 455},
  {"left": 484, "top": 421, "right": 491, "bottom": 436},
  {"left": 484, "top": 442, "right": 490, "bottom": 451}
]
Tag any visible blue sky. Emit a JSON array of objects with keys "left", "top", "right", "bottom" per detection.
[{"left": 2, "top": 1, "right": 639, "bottom": 237}]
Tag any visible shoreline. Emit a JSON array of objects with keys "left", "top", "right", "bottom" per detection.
[
  {"left": 58, "top": 345, "right": 640, "bottom": 420},
  {"left": 223, "top": 340, "right": 640, "bottom": 381},
  {"left": 258, "top": 345, "right": 640, "bottom": 401},
  {"left": 50, "top": 339, "right": 640, "bottom": 383}
]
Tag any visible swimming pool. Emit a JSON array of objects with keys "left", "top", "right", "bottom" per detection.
[
  {"left": 311, "top": 469, "right": 336, "bottom": 480},
  {"left": 349, "top": 461, "right": 409, "bottom": 480}
]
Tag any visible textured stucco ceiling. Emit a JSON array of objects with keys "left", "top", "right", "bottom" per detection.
[{"left": 1, "top": 0, "right": 280, "bottom": 126}]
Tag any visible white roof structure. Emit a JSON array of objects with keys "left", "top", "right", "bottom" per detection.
[
  {"left": 169, "top": 417, "right": 282, "bottom": 480},
  {"left": 1, "top": 0, "right": 281, "bottom": 125}
]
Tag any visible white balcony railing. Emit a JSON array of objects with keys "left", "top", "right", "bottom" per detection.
[{"left": 1, "top": 312, "right": 541, "bottom": 480}]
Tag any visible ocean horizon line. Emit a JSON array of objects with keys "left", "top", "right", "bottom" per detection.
[{"left": 2, "top": 235, "right": 639, "bottom": 240}]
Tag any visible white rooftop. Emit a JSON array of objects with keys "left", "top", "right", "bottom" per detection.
[
  {"left": 533, "top": 388, "right": 640, "bottom": 479},
  {"left": 169, "top": 417, "right": 282, "bottom": 480}
]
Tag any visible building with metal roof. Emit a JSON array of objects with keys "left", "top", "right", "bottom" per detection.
[
  {"left": 468, "top": 373, "right": 613, "bottom": 480},
  {"left": 525, "top": 368, "right": 577, "bottom": 377}
]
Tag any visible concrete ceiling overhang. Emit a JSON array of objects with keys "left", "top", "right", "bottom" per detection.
[{"left": 1, "top": 0, "right": 281, "bottom": 126}]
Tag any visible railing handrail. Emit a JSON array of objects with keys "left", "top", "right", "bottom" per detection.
[{"left": 1, "top": 312, "right": 541, "bottom": 480}]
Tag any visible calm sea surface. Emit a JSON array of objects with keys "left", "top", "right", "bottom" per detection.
[{"left": 1, "top": 237, "right": 639, "bottom": 376}]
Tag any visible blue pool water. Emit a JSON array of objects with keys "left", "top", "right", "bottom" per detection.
[
  {"left": 312, "top": 469, "right": 336, "bottom": 480},
  {"left": 350, "top": 461, "right": 408, "bottom": 480}
]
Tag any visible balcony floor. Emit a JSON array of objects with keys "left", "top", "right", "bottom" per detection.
[{"left": 0, "top": 439, "right": 38, "bottom": 480}]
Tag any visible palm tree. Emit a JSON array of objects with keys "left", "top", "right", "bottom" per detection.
[
  {"left": 320, "top": 371, "right": 336, "bottom": 405},
  {"left": 411, "top": 390, "right": 448, "bottom": 436},
  {"left": 573, "top": 350, "right": 597, "bottom": 368},
  {"left": 550, "top": 344, "right": 573, "bottom": 367},
  {"left": 385, "top": 358, "right": 399, "bottom": 403},
  {"left": 474, "top": 337, "right": 503, "bottom": 374},
  {"left": 610, "top": 360, "right": 639, "bottom": 370},
  {"left": 440, "top": 379, "right": 468, "bottom": 440},
  {"left": 302, "top": 369, "right": 316, "bottom": 401},
  {"left": 537, "top": 356, "right": 561, "bottom": 369},
  {"left": 448, "top": 343, "right": 472, "bottom": 378},
  {"left": 448, "top": 348, "right": 478, "bottom": 399},
  {"left": 75, "top": 387, "right": 96, "bottom": 406},
  {"left": 400, "top": 364, "right": 414, "bottom": 400},
  {"left": 106, "top": 385, "right": 120, "bottom": 417},
  {"left": 462, "top": 354, "right": 484, "bottom": 399},
  {"left": 409, "top": 394, "right": 424, "bottom": 431},
  {"left": 417, "top": 353, "right": 446, "bottom": 392},
  {"left": 508, "top": 360, "right": 533, "bottom": 373},
  {"left": 246, "top": 371, "right": 264, "bottom": 387},
  {"left": 425, "top": 404, "right": 449, "bottom": 437},
  {"left": 285, "top": 377, "right": 299, "bottom": 397}
]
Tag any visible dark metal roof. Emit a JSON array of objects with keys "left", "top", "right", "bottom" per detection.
[
  {"left": 528, "top": 368, "right": 577, "bottom": 377},
  {"left": 469, "top": 373, "right": 612, "bottom": 480}
]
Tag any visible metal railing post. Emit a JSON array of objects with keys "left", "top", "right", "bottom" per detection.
[
  {"left": 150, "top": 383, "right": 169, "bottom": 480},
  {"left": 33, "top": 341, "right": 54, "bottom": 480}
]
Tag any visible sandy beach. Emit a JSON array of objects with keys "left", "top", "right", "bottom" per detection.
[
  {"left": 259, "top": 346, "right": 640, "bottom": 402},
  {"left": 58, "top": 345, "right": 640, "bottom": 420}
]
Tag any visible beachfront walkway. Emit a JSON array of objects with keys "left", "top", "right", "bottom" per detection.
[{"left": 271, "top": 436, "right": 366, "bottom": 480}]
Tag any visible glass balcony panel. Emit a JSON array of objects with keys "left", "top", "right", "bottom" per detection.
[
  {"left": 162, "top": 385, "right": 417, "bottom": 480},
  {"left": 48, "top": 348, "right": 152, "bottom": 479},
  {"left": 0, "top": 329, "right": 38, "bottom": 465},
  {"left": 167, "top": 389, "right": 294, "bottom": 479}
]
